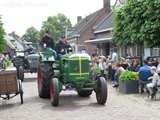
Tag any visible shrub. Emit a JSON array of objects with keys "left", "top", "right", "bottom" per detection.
[{"left": 119, "top": 70, "right": 138, "bottom": 81}]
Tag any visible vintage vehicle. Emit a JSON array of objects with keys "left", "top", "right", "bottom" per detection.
[
  {"left": 37, "top": 48, "right": 108, "bottom": 106},
  {"left": 13, "top": 42, "right": 39, "bottom": 81},
  {"left": 0, "top": 68, "right": 23, "bottom": 104}
]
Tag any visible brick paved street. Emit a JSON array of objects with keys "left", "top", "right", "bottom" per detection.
[{"left": 0, "top": 73, "right": 160, "bottom": 120}]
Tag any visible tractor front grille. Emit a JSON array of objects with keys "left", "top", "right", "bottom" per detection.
[{"left": 70, "top": 60, "right": 89, "bottom": 73}]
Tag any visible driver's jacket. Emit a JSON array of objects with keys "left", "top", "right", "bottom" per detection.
[
  {"left": 55, "top": 40, "right": 72, "bottom": 55},
  {"left": 24, "top": 48, "right": 35, "bottom": 54}
]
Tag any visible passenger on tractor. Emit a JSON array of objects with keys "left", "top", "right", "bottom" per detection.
[
  {"left": 40, "top": 30, "right": 57, "bottom": 60},
  {"left": 55, "top": 34, "right": 72, "bottom": 60}
]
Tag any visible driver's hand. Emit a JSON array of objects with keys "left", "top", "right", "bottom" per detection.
[
  {"left": 61, "top": 49, "right": 64, "bottom": 52},
  {"left": 68, "top": 48, "right": 72, "bottom": 50},
  {"left": 43, "top": 44, "right": 46, "bottom": 48}
]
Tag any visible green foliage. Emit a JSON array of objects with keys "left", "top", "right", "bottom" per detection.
[
  {"left": 119, "top": 70, "right": 138, "bottom": 81},
  {"left": 40, "top": 13, "right": 72, "bottom": 41},
  {"left": 22, "top": 26, "right": 40, "bottom": 43},
  {"left": 0, "top": 16, "right": 6, "bottom": 53},
  {"left": 111, "top": 0, "right": 160, "bottom": 48},
  {"left": 7, "top": 60, "right": 12, "bottom": 66},
  {"left": 92, "top": 66, "right": 101, "bottom": 73}
]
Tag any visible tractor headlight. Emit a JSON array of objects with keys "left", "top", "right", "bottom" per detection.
[{"left": 52, "top": 63, "right": 56, "bottom": 68}]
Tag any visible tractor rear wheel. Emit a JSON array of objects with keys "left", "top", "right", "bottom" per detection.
[
  {"left": 18, "top": 66, "right": 24, "bottom": 82},
  {"left": 50, "top": 78, "right": 59, "bottom": 106},
  {"left": 96, "top": 77, "right": 107, "bottom": 105},
  {"left": 38, "top": 62, "right": 53, "bottom": 98},
  {"left": 78, "top": 90, "right": 92, "bottom": 97}
]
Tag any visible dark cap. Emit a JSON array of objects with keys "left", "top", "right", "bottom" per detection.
[
  {"left": 61, "top": 34, "right": 66, "bottom": 38},
  {"left": 110, "top": 48, "right": 114, "bottom": 51},
  {"left": 46, "top": 30, "right": 51, "bottom": 34}
]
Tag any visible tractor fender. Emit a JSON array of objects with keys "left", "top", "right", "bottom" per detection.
[{"left": 53, "top": 70, "right": 60, "bottom": 79}]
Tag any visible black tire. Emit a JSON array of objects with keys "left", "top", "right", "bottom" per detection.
[
  {"left": 19, "top": 66, "right": 24, "bottom": 82},
  {"left": 78, "top": 90, "right": 92, "bottom": 97},
  {"left": 19, "top": 80, "right": 23, "bottom": 104},
  {"left": 38, "top": 62, "right": 53, "bottom": 98},
  {"left": 50, "top": 78, "right": 59, "bottom": 106},
  {"left": 96, "top": 77, "right": 107, "bottom": 105}
]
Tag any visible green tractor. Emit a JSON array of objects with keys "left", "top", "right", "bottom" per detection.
[
  {"left": 37, "top": 49, "right": 107, "bottom": 106},
  {"left": 13, "top": 42, "right": 39, "bottom": 81}
]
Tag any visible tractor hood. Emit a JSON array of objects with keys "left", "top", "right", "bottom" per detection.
[{"left": 61, "top": 53, "right": 91, "bottom": 60}]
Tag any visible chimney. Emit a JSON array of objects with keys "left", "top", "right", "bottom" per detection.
[
  {"left": 77, "top": 16, "right": 82, "bottom": 23},
  {"left": 103, "top": 0, "right": 110, "bottom": 9}
]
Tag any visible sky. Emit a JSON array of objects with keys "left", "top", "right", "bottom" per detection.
[{"left": 0, "top": 0, "right": 116, "bottom": 36}]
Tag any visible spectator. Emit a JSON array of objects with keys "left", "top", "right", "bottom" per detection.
[
  {"left": 136, "top": 60, "right": 152, "bottom": 93},
  {"left": 142, "top": 54, "right": 145, "bottom": 62},
  {"left": 107, "top": 48, "right": 118, "bottom": 81},
  {"left": 92, "top": 49, "right": 98, "bottom": 58},
  {"left": 119, "top": 57, "right": 129, "bottom": 70},
  {"left": 99, "top": 57, "right": 106, "bottom": 75},
  {"left": 127, "top": 59, "right": 140, "bottom": 72},
  {"left": 90, "top": 58, "right": 100, "bottom": 80},
  {"left": 126, "top": 54, "right": 131, "bottom": 64},
  {"left": 113, "top": 64, "right": 125, "bottom": 87},
  {"left": 156, "top": 58, "right": 160, "bottom": 72},
  {"left": 146, "top": 66, "right": 160, "bottom": 99}
]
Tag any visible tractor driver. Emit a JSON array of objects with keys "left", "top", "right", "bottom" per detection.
[
  {"left": 55, "top": 34, "right": 72, "bottom": 60},
  {"left": 24, "top": 45, "right": 35, "bottom": 54},
  {"left": 24, "top": 45, "right": 35, "bottom": 69},
  {"left": 40, "top": 30, "right": 57, "bottom": 60}
]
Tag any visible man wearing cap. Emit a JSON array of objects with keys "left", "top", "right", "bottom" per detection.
[
  {"left": 107, "top": 48, "right": 118, "bottom": 81},
  {"left": 55, "top": 34, "right": 72, "bottom": 60},
  {"left": 40, "top": 30, "right": 57, "bottom": 60}
]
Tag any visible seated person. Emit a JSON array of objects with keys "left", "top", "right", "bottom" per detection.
[
  {"left": 24, "top": 45, "right": 35, "bottom": 54},
  {"left": 147, "top": 66, "right": 159, "bottom": 99},
  {"left": 136, "top": 60, "right": 152, "bottom": 93},
  {"left": 113, "top": 64, "right": 125, "bottom": 87},
  {"left": 40, "top": 30, "right": 57, "bottom": 60},
  {"left": 24, "top": 45, "right": 35, "bottom": 69},
  {"left": 119, "top": 57, "right": 129, "bottom": 70},
  {"left": 127, "top": 59, "right": 140, "bottom": 72},
  {"left": 55, "top": 34, "right": 72, "bottom": 60}
]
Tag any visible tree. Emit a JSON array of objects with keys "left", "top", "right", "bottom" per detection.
[
  {"left": 22, "top": 26, "right": 40, "bottom": 43},
  {"left": 111, "top": 0, "right": 160, "bottom": 48},
  {"left": 0, "top": 16, "right": 6, "bottom": 53},
  {"left": 40, "top": 13, "right": 72, "bottom": 41}
]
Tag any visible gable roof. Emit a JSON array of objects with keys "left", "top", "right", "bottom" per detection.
[
  {"left": 67, "top": 8, "right": 103, "bottom": 39},
  {"left": 94, "top": 11, "right": 114, "bottom": 33},
  {"left": 4, "top": 35, "right": 15, "bottom": 49},
  {"left": 4, "top": 35, "right": 24, "bottom": 50}
]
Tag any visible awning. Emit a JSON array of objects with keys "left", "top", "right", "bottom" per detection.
[{"left": 85, "top": 37, "right": 111, "bottom": 44}]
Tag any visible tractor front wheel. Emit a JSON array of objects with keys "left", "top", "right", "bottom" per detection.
[
  {"left": 50, "top": 78, "right": 59, "bottom": 106},
  {"left": 78, "top": 90, "right": 92, "bottom": 97},
  {"left": 18, "top": 66, "right": 24, "bottom": 82},
  {"left": 96, "top": 77, "right": 107, "bottom": 105},
  {"left": 38, "top": 62, "right": 53, "bottom": 98}
]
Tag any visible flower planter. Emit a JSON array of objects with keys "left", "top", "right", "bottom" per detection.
[{"left": 119, "top": 80, "right": 139, "bottom": 94}]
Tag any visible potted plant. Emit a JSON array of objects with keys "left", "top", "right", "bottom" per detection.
[{"left": 119, "top": 70, "right": 139, "bottom": 94}]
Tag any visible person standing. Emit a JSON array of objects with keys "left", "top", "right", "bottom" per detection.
[
  {"left": 156, "top": 58, "right": 160, "bottom": 72},
  {"left": 107, "top": 48, "right": 118, "bottom": 81},
  {"left": 55, "top": 34, "right": 72, "bottom": 60},
  {"left": 40, "top": 30, "right": 57, "bottom": 60}
]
